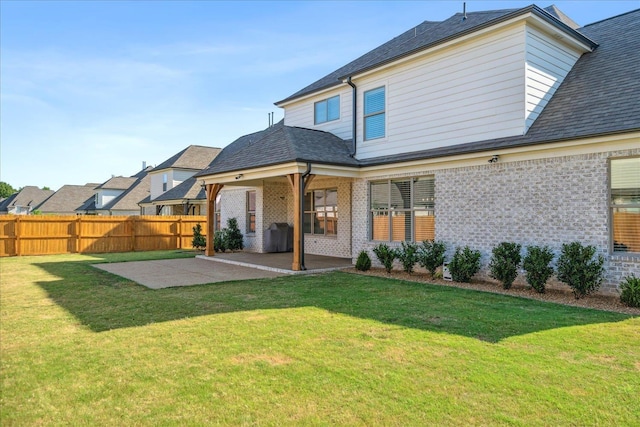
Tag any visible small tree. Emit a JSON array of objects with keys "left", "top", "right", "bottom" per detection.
[
  {"left": 556, "top": 242, "right": 604, "bottom": 299},
  {"left": 448, "top": 246, "right": 481, "bottom": 283},
  {"left": 0, "top": 181, "right": 17, "bottom": 198},
  {"left": 224, "top": 217, "right": 244, "bottom": 251},
  {"left": 417, "top": 240, "right": 447, "bottom": 276},
  {"left": 522, "top": 246, "right": 555, "bottom": 293},
  {"left": 620, "top": 274, "right": 640, "bottom": 308},
  {"left": 355, "top": 250, "right": 372, "bottom": 271},
  {"left": 396, "top": 241, "right": 419, "bottom": 274},
  {"left": 372, "top": 243, "right": 397, "bottom": 273},
  {"left": 192, "top": 223, "right": 206, "bottom": 250},
  {"left": 488, "top": 242, "right": 522, "bottom": 289},
  {"left": 214, "top": 230, "right": 227, "bottom": 252}
]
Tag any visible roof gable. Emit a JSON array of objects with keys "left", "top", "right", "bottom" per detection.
[
  {"left": 151, "top": 145, "right": 221, "bottom": 172},
  {"left": 36, "top": 184, "right": 98, "bottom": 213},
  {"left": 0, "top": 186, "right": 54, "bottom": 211}
]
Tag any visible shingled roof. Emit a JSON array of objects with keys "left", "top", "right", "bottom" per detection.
[
  {"left": 196, "top": 120, "right": 358, "bottom": 177},
  {"left": 277, "top": 4, "right": 596, "bottom": 105},
  {"left": 151, "top": 145, "right": 221, "bottom": 172},
  {"left": 36, "top": 184, "right": 98, "bottom": 214},
  {"left": 98, "top": 176, "right": 137, "bottom": 191},
  {"left": 153, "top": 176, "right": 206, "bottom": 203},
  {"left": 0, "top": 186, "right": 54, "bottom": 213},
  {"left": 101, "top": 172, "right": 151, "bottom": 212}
]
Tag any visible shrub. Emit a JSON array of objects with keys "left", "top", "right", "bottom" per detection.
[
  {"left": 417, "top": 240, "right": 447, "bottom": 276},
  {"left": 213, "top": 230, "right": 227, "bottom": 252},
  {"left": 355, "top": 250, "right": 372, "bottom": 271},
  {"left": 488, "top": 242, "right": 522, "bottom": 289},
  {"left": 372, "top": 243, "right": 397, "bottom": 273},
  {"left": 224, "top": 217, "right": 244, "bottom": 251},
  {"left": 192, "top": 223, "right": 206, "bottom": 250},
  {"left": 522, "top": 246, "right": 555, "bottom": 293},
  {"left": 396, "top": 241, "right": 419, "bottom": 274},
  {"left": 556, "top": 241, "right": 605, "bottom": 299},
  {"left": 448, "top": 246, "right": 481, "bottom": 283},
  {"left": 620, "top": 274, "right": 640, "bottom": 308}
]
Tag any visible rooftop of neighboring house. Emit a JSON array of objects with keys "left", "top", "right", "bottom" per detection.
[
  {"left": 150, "top": 145, "right": 222, "bottom": 173},
  {"left": 98, "top": 176, "right": 138, "bottom": 191},
  {"left": 198, "top": 5, "right": 639, "bottom": 177},
  {"left": 100, "top": 170, "right": 152, "bottom": 212},
  {"left": 36, "top": 183, "right": 99, "bottom": 214},
  {"left": 0, "top": 186, "right": 55, "bottom": 212}
]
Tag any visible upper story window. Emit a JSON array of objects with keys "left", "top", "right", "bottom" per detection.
[
  {"left": 370, "top": 177, "right": 434, "bottom": 242},
  {"left": 304, "top": 189, "right": 338, "bottom": 236},
  {"left": 610, "top": 157, "right": 640, "bottom": 253},
  {"left": 246, "top": 190, "right": 256, "bottom": 234},
  {"left": 162, "top": 173, "right": 168, "bottom": 192},
  {"left": 314, "top": 95, "right": 340, "bottom": 124},
  {"left": 364, "top": 86, "right": 385, "bottom": 140}
]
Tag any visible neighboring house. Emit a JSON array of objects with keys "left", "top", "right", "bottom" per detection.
[
  {"left": 139, "top": 145, "right": 220, "bottom": 215},
  {"left": 78, "top": 167, "right": 154, "bottom": 215},
  {"left": 36, "top": 183, "right": 99, "bottom": 215},
  {"left": 197, "top": 5, "right": 639, "bottom": 294},
  {"left": 0, "top": 186, "right": 55, "bottom": 215}
]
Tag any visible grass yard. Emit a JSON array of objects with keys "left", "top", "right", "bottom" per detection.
[{"left": 1, "top": 251, "right": 639, "bottom": 426}]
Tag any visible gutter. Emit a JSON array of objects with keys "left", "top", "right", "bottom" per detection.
[
  {"left": 346, "top": 77, "right": 357, "bottom": 157},
  {"left": 299, "top": 163, "right": 311, "bottom": 271}
]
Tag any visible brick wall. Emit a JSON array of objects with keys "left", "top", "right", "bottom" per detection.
[{"left": 352, "top": 148, "right": 640, "bottom": 295}]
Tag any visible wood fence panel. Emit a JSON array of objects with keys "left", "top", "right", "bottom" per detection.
[{"left": 0, "top": 215, "right": 206, "bottom": 257}]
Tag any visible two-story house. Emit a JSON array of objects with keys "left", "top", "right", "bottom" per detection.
[
  {"left": 0, "top": 186, "right": 55, "bottom": 215},
  {"left": 139, "top": 145, "right": 221, "bottom": 215},
  {"left": 196, "top": 5, "right": 639, "bottom": 294}
]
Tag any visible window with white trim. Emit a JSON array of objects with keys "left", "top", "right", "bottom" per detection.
[
  {"left": 304, "top": 189, "right": 338, "bottom": 236},
  {"left": 246, "top": 191, "right": 256, "bottom": 234},
  {"left": 611, "top": 157, "right": 640, "bottom": 253},
  {"left": 162, "top": 173, "right": 168, "bottom": 192},
  {"left": 364, "top": 86, "right": 385, "bottom": 140},
  {"left": 370, "top": 177, "right": 435, "bottom": 242},
  {"left": 314, "top": 95, "right": 340, "bottom": 124}
]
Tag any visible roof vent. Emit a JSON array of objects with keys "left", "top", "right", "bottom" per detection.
[{"left": 462, "top": 2, "right": 467, "bottom": 21}]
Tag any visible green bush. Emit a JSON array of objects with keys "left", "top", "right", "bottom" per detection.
[
  {"left": 224, "top": 218, "right": 244, "bottom": 251},
  {"left": 213, "top": 230, "right": 227, "bottom": 253},
  {"left": 489, "top": 242, "right": 522, "bottom": 289},
  {"left": 192, "top": 223, "right": 206, "bottom": 250},
  {"left": 417, "top": 240, "right": 447, "bottom": 276},
  {"left": 355, "top": 250, "right": 372, "bottom": 271},
  {"left": 620, "top": 274, "right": 640, "bottom": 307},
  {"left": 372, "top": 243, "right": 397, "bottom": 273},
  {"left": 556, "top": 241, "right": 605, "bottom": 299},
  {"left": 396, "top": 241, "right": 419, "bottom": 274},
  {"left": 448, "top": 246, "right": 481, "bottom": 283},
  {"left": 522, "top": 246, "right": 555, "bottom": 293}
]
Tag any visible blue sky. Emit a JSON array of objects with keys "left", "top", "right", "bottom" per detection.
[{"left": 1, "top": 1, "right": 637, "bottom": 191}]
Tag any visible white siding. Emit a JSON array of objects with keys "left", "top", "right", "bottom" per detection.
[
  {"left": 525, "top": 26, "right": 582, "bottom": 131},
  {"left": 356, "top": 24, "right": 527, "bottom": 159},
  {"left": 173, "top": 170, "right": 196, "bottom": 186},
  {"left": 97, "top": 189, "right": 123, "bottom": 208},
  {"left": 284, "top": 87, "right": 354, "bottom": 140},
  {"left": 149, "top": 172, "right": 165, "bottom": 200}
]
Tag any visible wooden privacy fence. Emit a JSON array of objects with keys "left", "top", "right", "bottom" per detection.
[{"left": 0, "top": 215, "right": 207, "bottom": 257}]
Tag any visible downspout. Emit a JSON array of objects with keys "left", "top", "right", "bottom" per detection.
[
  {"left": 299, "top": 162, "right": 311, "bottom": 270},
  {"left": 346, "top": 76, "right": 357, "bottom": 157}
]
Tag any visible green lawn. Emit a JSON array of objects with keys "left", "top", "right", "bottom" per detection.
[{"left": 1, "top": 251, "right": 639, "bottom": 426}]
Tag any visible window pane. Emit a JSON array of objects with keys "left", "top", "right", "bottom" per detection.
[
  {"left": 313, "top": 212, "right": 325, "bottom": 235},
  {"left": 413, "top": 177, "right": 435, "bottom": 209},
  {"left": 248, "top": 191, "right": 256, "bottom": 211},
  {"left": 611, "top": 158, "right": 640, "bottom": 205},
  {"left": 365, "top": 114, "right": 385, "bottom": 140},
  {"left": 303, "top": 192, "right": 312, "bottom": 211},
  {"left": 326, "top": 210, "right": 337, "bottom": 235},
  {"left": 364, "top": 87, "right": 385, "bottom": 115},
  {"left": 327, "top": 96, "right": 340, "bottom": 121},
  {"left": 391, "top": 211, "right": 410, "bottom": 242},
  {"left": 612, "top": 208, "right": 640, "bottom": 252},
  {"left": 414, "top": 211, "right": 435, "bottom": 242},
  {"left": 390, "top": 180, "right": 411, "bottom": 209},
  {"left": 304, "top": 213, "right": 312, "bottom": 234},
  {"left": 248, "top": 213, "right": 256, "bottom": 233},
  {"left": 370, "top": 181, "right": 388, "bottom": 209},
  {"left": 314, "top": 190, "right": 325, "bottom": 209},
  {"left": 315, "top": 100, "right": 327, "bottom": 124},
  {"left": 371, "top": 211, "right": 389, "bottom": 241}
]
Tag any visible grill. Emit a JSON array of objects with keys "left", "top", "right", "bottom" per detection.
[{"left": 263, "top": 223, "right": 293, "bottom": 253}]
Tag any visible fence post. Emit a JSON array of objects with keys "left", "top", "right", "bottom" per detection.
[
  {"left": 131, "top": 216, "right": 136, "bottom": 252},
  {"left": 177, "top": 217, "right": 183, "bottom": 249},
  {"left": 75, "top": 216, "right": 81, "bottom": 253},
  {"left": 14, "top": 216, "right": 21, "bottom": 256}
]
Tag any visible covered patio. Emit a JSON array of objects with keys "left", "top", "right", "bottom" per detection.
[{"left": 197, "top": 251, "right": 353, "bottom": 275}]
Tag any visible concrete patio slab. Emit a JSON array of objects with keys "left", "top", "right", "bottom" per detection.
[
  {"left": 197, "top": 252, "right": 353, "bottom": 274},
  {"left": 93, "top": 258, "right": 284, "bottom": 289}
]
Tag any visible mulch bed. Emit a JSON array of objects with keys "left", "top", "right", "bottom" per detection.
[{"left": 345, "top": 267, "right": 640, "bottom": 315}]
